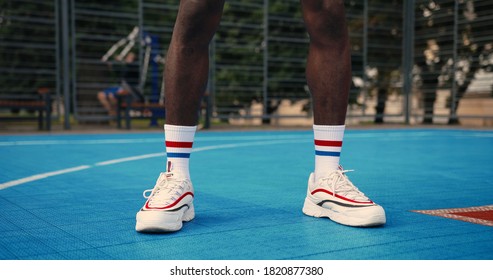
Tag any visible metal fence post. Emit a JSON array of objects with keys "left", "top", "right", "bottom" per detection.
[
  {"left": 61, "top": 0, "right": 71, "bottom": 129},
  {"left": 138, "top": 0, "right": 144, "bottom": 94},
  {"left": 70, "top": 0, "right": 77, "bottom": 123},
  {"left": 450, "top": 0, "right": 459, "bottom": 124},
  {"left": 55, "top": 0, "right": 61, "bottom": 119},
  {"left": 263, "top": 0, "right": 269, "bottom": 119},
  {"left": 402, "top": 0, "right": 415, "bottom": 124},
  {"left": 205, "top": 37, "right": 216, "bottom": 129},
  {"left": 362, "top": 0, "right": 368, "bottom": 117}
]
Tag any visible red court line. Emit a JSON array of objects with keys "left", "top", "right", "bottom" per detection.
[{"left": 412, "top": 205, "right": 493, "bottom": 227}]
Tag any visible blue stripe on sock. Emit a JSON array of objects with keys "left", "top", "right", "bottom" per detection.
[
  {"left": 315, "top": 150, "right": 341, "bottom": 157},
  {"left": 167, "top": 152, "right": 190, "bottom": 158}
]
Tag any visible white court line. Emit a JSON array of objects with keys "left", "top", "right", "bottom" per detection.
[
  {"left": 0, "top": 165, "right": 91, "bottom": 190},
  {"left": 0, "top": 139, "right": 163, "bottom": 146},
  {"left": 0, "top": 135, "right": 306, "bottom": 146},
  {"left": 94, "top": 139, "right": 308, "bottom": 166},
  {"left": 95, "top": 152, "right": 165, "bottom": 166},
  {"left": 2, "top": 130, "right": 491, "bottom": 146},
  {"left": 0, "top": 139, "right": 309, "bottom": 190}
]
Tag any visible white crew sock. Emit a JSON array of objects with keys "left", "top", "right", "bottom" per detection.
[
  {"left": 313, "top": 124, "right": 345, "bottom": 181},
  {"left": 164, "top": 124, "right": 197, "bottom": 179}
]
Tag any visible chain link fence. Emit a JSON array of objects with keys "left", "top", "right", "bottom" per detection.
[
  {"left": 0, "top": 0, "right": 59, "bottom": 119},
  {"left": 1, "top": 0, "right": 492, "bottom": 129}
]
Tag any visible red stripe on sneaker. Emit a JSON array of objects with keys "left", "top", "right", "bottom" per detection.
[
  {"left": 314, "top": 140, "right": 343, "bottom": 147},
  {"left": 166, "top": 141, "right": 193, "bottom": 148},
  {"left": 311, "top": 189, "right": 374, "bottom": 204},
  {"left": 144, "top": 192, "right": 194, "bottom": 210}
]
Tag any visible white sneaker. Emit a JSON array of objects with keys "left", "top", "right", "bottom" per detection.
[
  {"left": 302, "top": 167, "right": 386, "bottom": 227},
  {"left": 135, "top": 172, "right": 195, "bottom": 232}
]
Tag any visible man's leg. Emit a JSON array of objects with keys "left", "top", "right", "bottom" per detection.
[
  {"left": 165, "top": 0, "right": 225, "bottom": 126},
  {"left": 136, "top": 0, "right": 225, "bottom": 233},
  {"left": 300, "top": 0, "right": 386, "bottom": 227},
  {"left": 302, "top": 0, "right": 350, "bottom": 181},
  {"left": 97, "top": 91, "right": 111, "bottom": 112},
  {"left": 163, "top": 0, "right": 224, "bottom": 176},
  {"left": 302, "top": 0, "right": 351, "bottom": 125},
  {"left": 98, "top": 88, "right": 118, "bottom": 115},
  {"left": 107, "top": 94, "right": 118, "bottom": 116}
]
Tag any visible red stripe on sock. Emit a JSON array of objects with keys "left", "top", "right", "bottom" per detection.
[
  {"left": 166, "top": 141, "right": 193, "bottom": 148},
  {"left": 314, "top": 140, "right": 343, "bottom": 147}
]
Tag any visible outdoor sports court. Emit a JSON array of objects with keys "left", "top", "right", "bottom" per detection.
[{"left": 1, "top": 127, "right": 492, "bottom": 260}]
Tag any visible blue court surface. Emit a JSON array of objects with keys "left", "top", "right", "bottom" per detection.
[{"left": 1, "top": 128, "right": 492, "bottom": 260}]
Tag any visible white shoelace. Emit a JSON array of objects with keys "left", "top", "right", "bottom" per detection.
[
  {"left": 321, "top": 169, "right": 369, "bottom": 201},
  {"left": 143, "top": 173, "right": 190, "bottom": 207}
]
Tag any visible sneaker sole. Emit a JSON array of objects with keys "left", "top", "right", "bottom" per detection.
[
  {"left": 302, "top": 197, "right": 386, "bottom": 227},
  {"left": 135, "top": 203, "right": 195, "bottom": 233}
]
